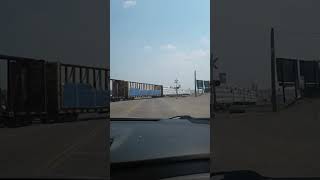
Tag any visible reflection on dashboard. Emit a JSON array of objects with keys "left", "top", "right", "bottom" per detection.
[{"left": 161, "top": 173, "right": 209, "bottom": 180}]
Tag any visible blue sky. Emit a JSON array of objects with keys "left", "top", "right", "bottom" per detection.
[{"left": 111, "top": 0, "right": 210, "bottom": 89}]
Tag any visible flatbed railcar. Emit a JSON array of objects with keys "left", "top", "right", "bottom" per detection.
[
  {"left": 0, "top": 55, "right": 109, "bottom": 127},
  {"left": 110, "top": 79, "right": 163, "bottom": 102}
]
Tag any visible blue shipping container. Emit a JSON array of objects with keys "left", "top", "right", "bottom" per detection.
[{"left": 63, "top": 83, "right": 108, "bottom": 108}]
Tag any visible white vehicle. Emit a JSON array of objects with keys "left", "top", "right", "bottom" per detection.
[
  {"left": 216, "top": 85, "right": 257, "bottom": 106},
  {"left": 163, "top": 87, "right": 191, "bottom": 97}
]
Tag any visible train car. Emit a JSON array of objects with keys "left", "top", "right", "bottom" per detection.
[
  {"left": 216, "top": 85, "right": 257, "bottom": 107},
  {"left": 0, "top": 55, "right": 109, "bottom": 127},
  {"left": 47, "top": 62, "right": 108, "bottom": 122},
  {"left": 0, "top": 56, "right": 47, "bottom": 127},
  {"left": 111, "top": 79, "right": 129, "bottom": 101},
  {"left": 110, "top": 79, "right": 163, "bottom": 101}
]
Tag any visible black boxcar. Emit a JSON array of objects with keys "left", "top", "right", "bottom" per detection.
[
  {"left": 110, "top": 79, "right": 163, "bottom": 101},
  {"left": 0, "top": 55, "right": 109, "bottom": 127}
]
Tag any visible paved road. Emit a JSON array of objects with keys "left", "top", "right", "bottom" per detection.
[
  {"left": 112, "top": 95, "right": 320, "bottom": 177},
  {"left": 0, "top": 119, "right": 107, "bottom": 178},
  {"left": 213, "top": 98, "right": 320, "bottom": 177},
  {"left": 2, "top": 95, "right": 320, "bottom": 178},
  {"left": 0, "top": 95, "right": 210, "bottom": 178},
  {"left": 111, "top": 94, "right": 210, "bottom": 118}
]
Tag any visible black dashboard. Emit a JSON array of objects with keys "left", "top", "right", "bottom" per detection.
[
  {"left": 111, "top": 154, "right": 209, "bottom": 179},
  {"left": 110, "top": 118, "right": 210, "bottom": 179}
]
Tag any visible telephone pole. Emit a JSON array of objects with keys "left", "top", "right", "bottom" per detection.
[
  {"left": 0, "top": 65, "right": 2, "bottom": 107},
  {"left": 194, "top": 70, "right": 197, "bottom": 97},
  {"left": 271, "top": 27, "right": 277, "bottom": 112}
]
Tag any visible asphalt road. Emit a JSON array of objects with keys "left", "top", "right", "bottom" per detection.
[
  {"left": 112, "top": 95, "right": 320, "bottom": 177},
  {"left": 111, "top": 94, "right": 210, "bottom": 118},
  {"left": 2, "top": 95, "right": 320, "bottom": 178},
  {"left": 0, "top": 119, "right": 107, "bottom": 178},
  {"left": 213, "top": 98, "right": 320, "bottom": 177},
  {"left": 0, "top": 95, "right": 210, "bottom": 178}
]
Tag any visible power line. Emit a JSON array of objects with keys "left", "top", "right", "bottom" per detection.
[{"left": 273, "top": 29, "right": 320, "bottom": 39}]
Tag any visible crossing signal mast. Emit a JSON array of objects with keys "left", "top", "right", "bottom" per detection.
[
  {"left": 211, "top": 56, "right": 220, "bottom": 110},
  {"left": 174, "top": 79, "right": 181, "bottom": 97}
]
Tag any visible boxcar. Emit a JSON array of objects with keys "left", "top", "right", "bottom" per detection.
[
  {"left": 0, "top": 55, "right": 109, "bottom": 127},
  {"left": 111, "top": 79, "right": 129, "bottom": 101},
  {"left": 110, "top": 79, "right": 163, "bottom": 101}
]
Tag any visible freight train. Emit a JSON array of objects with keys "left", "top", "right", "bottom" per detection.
[
  {"left": 0, "top": 55, "right": 109, "bottom": 127},
  {"left": 110, "top": 79, "right": 163, "bottom": 101}
]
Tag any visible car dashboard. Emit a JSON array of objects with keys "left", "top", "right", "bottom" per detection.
[
  {"left": 161, "top": 173, "right": 209, "bottom": 180},
  {"left": 110, "top": 117, "right": 210, "bottom": 179}
]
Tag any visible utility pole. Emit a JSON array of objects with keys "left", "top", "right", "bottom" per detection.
[
  {"left": 194, "top": 70, "right": 197, "bottom": 97},
  {"left": 0, "top": 65, "right": 2, "bottom": 107},
  {"left": 210, "top": 54, "right": 214, "bottom": 113},
  {"left": 271, "top": 27, "right": 278, "bottom": 112}
]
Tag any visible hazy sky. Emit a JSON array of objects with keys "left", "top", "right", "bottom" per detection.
[
  {"left": 213, "top": 0, "right": 320, "bottom": 89},
  {"left": 1, "top": 0, "right": 319, "bottom": 90},
  {"left": 111, "top": 0, "right": 210, "bottom": 89},
  {"left": 0, "top": 0, "right": 108, "bottom": 68},
  {"left": 112, "top": 0, "right": 320, "bottom": 90}
]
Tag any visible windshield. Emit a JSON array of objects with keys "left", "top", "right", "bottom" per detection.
[
  {"left": 110, "top": 0, "right": 210, "bottom": 120},
  {"left": 111, "top": 119, "right": 209, "bottom": 163},
  {"left": 110, "top": 0, "right": 210, "bottom": 173}
]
